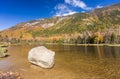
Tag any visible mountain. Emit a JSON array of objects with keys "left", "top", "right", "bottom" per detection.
[{"left": 0, "top": 3, "right": 120, "bottom": 44}]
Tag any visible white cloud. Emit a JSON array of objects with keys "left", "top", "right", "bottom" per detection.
[
  {"left": 96, "top": 5, "right": 103, "bottom": 8},
  {"left": 65, "top": 0, "right": 71, "bottom": 4},
  {"left": 65, "top": 0, "right": 86, "bottom": 8},
  {"left": 61, "top": 11, "right": 77, "bottom": 16},
  {"left": 55, "top": 4, "right": 77, "bottom": 16},
  {"left": 55, "top": 4, "right": 67, "bottom": 10},
  {"left": 81, "top": 11, "right": 85, "bottom": 13},
  {"left": 65, "top": 0, "right": 92, "bottom": 10},
  {"left": 54, "top": 0, "right": 92, "bottom": 16}
]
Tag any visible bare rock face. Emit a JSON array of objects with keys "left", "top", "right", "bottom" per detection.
[{"left": 28, "top": 46, "right": 55, "bottom": 68}]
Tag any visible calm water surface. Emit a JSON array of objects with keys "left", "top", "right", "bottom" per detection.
[{"left": 0, "top": 45, "right": 120, "bottom": 79}]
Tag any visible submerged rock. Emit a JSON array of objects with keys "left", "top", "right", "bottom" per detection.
[
  {"left": 0, "top": 72, "right": 22, "bottom": 79},
  {"left": 0, "top": 47, "right": 8, "bottom": 58},
  {"left": 28, "top": 46, "right": 55, "bottom": 68}
]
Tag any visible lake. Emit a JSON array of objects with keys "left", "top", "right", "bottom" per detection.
[{"left": 0, "top": 45, "right": 120, "bottom": 79}]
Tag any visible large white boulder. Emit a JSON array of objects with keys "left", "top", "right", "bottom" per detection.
[{"left": 28, "top": 46, "right": 55, "bottom": 68}]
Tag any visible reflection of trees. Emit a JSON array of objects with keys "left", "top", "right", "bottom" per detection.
[
  {"left": 104, "top": 46, "right": 120, "bottom": 58},
  {"left": 85, "top": 45, "right": 87, "bottom": 54},
  {"left": 95, "top": 46, "right": 104, "bottom": 58},
  {"left": 97, "top": 46, "right": 101, "bottom": 58},
  {"left": 86, "top": 46, "right": 120, "bottom": 59},
  {"left": 111, "top": 47, "right": 120, "bottom": 58}
]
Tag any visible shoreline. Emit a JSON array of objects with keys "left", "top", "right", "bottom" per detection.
[
  {"left": 1, "top": 42, "right": 120, "bottom": 47},
  {"left": 63, "top": 44, "right": 120, "bottom": 46},
  {"left": 12, "top": 43, "right": 120, "bottom": 47},
  {"left": 38, "top": 43, "right": 120, "bottom": 46}
]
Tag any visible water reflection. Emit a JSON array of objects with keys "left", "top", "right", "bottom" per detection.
[
  {"left": 35, "top": 44, "right": 120, "bottom": 60},
  {"left": 104, "top": 46, "right": 120, "bottom": 58},
  {"left": 61, "top": 45, "right": 120, "bottom": 59}
]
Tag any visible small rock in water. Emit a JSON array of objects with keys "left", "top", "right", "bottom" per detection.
[
  {"left": 0, "top": 47, "right": 8, "bottom": 58},
  {"left": 28, "top": 46, "right": 55, "bottom": 68},
  {"left": 0, "top": 72, "right": 22, "bottom": 79}
]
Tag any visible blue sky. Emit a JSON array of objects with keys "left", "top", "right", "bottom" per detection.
[{"left": 0, "top": 0, "right": 120, "bottom": 30}]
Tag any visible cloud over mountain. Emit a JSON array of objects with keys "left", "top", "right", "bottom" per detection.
[
  {"left": 54, "top": 4, "right": 77, "bottom": 16},
  {"left": 54, "top": 0, "right": 92, "bottom": 16},
  {"left": 65, "top": 0, "right": 92, "bottom": 10}
]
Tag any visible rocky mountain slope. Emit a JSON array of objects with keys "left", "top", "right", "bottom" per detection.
[{"left": 0, "top": 3, "right": 120, "bottom": 44}]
